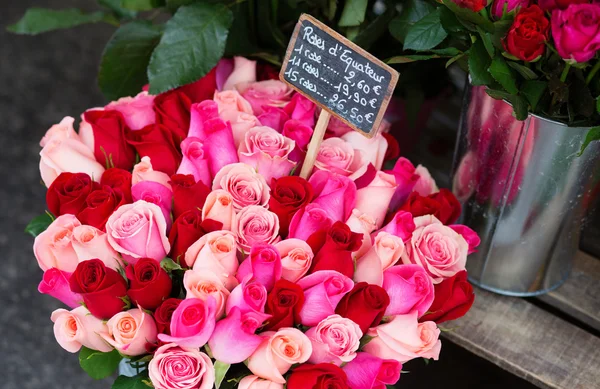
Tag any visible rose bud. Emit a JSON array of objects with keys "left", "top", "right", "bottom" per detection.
[
  {"left": 309, "top": 170, "right": 357, "bottom": 222},
  {"left": 309, "top": 222, "right": 362, "bottom": 279},
  {"left": 38, "top": 268, "right": 83, "bottom": 308},
  {"left": 126, "top": 258, "right": 172, "bottom": 310},
  {"left": 451, "top": 0, "right": 487, "bottom": 13},
  {"left": 342, "top": 352, "right": 401, "bottom": 389},
  {"left": 153, "top": 89, "right": 192, "bottom": 147},
  {"left": 170, "top": 174, "right": 211, "bottom": 219},
  {"left": 78, "top": 186, "right": 127, "bottom": 231},
  {"left": 297, "top": 270, "right": 354, "bottom": 326},
  {"left": 263, "top": 279, "right": 305, "bottom": 331},
  {"left": 269, "top": 176, "right": 314, "bottom": 237},
  {"left": 492, "top": 0, "right": 529, "bottom": 19},
  {"left": 503, "top": 5, "right": 549, "bottom": 62},
  {"left": 101, "top": 308, "right": 158, "bottom": 356},
  {"left": 419, "top": 270, "right": 475, "bottom": 324},
  {"left": 335, "top": 282, "right": 390, "bottom": 334},
  {"left": 287, "top": 363, "right": 349, "bottom": 389},
  {"left": 154, "top": 298, "right": 183, "bottom": 335},
  {"left": 100, "top": 167, "right": 133, "bottom": 203},
  {"left": 237, "top": 243, "right": 282, "bottom": 292},
  {"left": 168, "top": 209, "right": 223, "bottom": 263},
  {"left": 400, "top": 189, "right": 462, "bottom": 225},
  {"left": 46, "top": 172, "right": 99, "bottom": 216},
  {"left": 51, "top": 306, "right": 113, "bottom": 353},
  {"left": 105, "top": 91, "right": 155, "bottom": 130},
  {"left": 226, "top": 275, "right": 267, "bottom": 316},
  {"left": 551, "top": 3, "right": 600, "bottom": 63}
]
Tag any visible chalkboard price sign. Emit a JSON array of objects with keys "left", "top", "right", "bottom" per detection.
[{"left": 280, "top": 14, "right": 399, "bottom": 138}]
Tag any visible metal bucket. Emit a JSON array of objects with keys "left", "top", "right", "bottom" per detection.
[{"left": 452, "top": 85, "right": 600, "bottom": 296}]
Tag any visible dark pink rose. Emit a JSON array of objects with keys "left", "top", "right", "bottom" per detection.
[
  {"left": 288, "top": 203, "right": 333, "bottom": 241},
  {"left": 237, "top": 244, "right": 282, "bottom": 292},
  {"left": 342, "top": 352, "right": 401, "bottom": 389},
  {"left": 283, "top": 94, "right": 316, "bottom": 127},
  {"left": 309, "top": 170, "right": 357, "bottom": 222},
  {"left": 552, "top": 3, "right": 600, "bottom": 63},
  {"left": 38, "top": 268, "right": 83, "bottom": 308},
  {"left": 382, "top": 264, "right": 435, "bottom": 317}
]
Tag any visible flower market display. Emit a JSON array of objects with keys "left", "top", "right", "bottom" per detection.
[{"left": 29, "top": 57, "right": 479, "bottom": 389}]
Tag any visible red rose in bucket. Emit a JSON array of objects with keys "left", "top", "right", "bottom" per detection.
[{"left": 503, "top": 5, "right": 550, "bottom": 62}]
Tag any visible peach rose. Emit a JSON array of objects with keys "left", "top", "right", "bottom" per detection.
[
  {"left": 364, "top": 311, "right": 441, "bottom": 363},
  {"left": 342, "top": 132, "right": 388, "bottom": 171},
  {"left": 402, "top": 215, "right": 468, "bottom": 284},
  {"left": 149, "top": 343, "right": 214, "bottom": 389},
  {"left": 306, "top": 314, "right": 362, "bottom": 366},
  {"left": 275, "top": 239, "right": 314, "bottom": 283},
  {"left": 214, "top": 90, "right": 253, "bottom": 114},
  {"left": 247, "top": 328, "right": 312, "bottom": 383},
  {"left": 101, "top": 308, "right": 157, "bottom": 356},
  {"left": 413, "top": 165, "right": 438, "bottom": 196},
  {"left": 220, "top": 109, "right": 261, "bottom": 147},
  {"left": 185, "top": 230, "right": 239, "bottom": 290},
  {"left": 71, "top": 225, "right": 122, "bottom": 270},
  {"left": 40, "top": 116, "right": 80, "bottom": 147},
  {"left": 345, "top": 209, "right": 376, "bottom": 258},
  {"left": 239, "top": 376, "right": 283, "bottom": 389},
  {"left": 202, "top": 189, "right": 236, "bottom": 231},
  {"left": 183, "top": 269, "right": 231, "bottom": 319},
  {"left": 223, "top": 56, "right": 257, "bottom": 91},
  {"left": 355, "top": 172, "right": 398, "bottom": 228},
  {"left": 238, "top": 126, "right": 297, "bottom": 182},
  {"left": 213, "top": 163, "right": 270, "bottom": 210},
  {"left": 238, "top": 80, "right": 292, "bottom": 115},
  {"left": 51, "top": 306, "right": 112, "bottom": 353},
  {"left": 34, "top": 214, "right": 81, "bottom": 272},
  {"left": 105, "top": 91, "right": 155, "bottom": 130},
  {"left": 235, "top": 205, "right": 280, "bottom": 253},
  {"left": 132, "top": 156, "right": 172, "bottom": 190},
  {"left": 354, "top": 232, "right": 405, "bottom": 286},
  {"left": 314, "top": 137, "right": 368, "bottom": 180}
]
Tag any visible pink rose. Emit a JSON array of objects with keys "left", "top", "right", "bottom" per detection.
[
  {"left": 185, "top": 230, "right": 239, "bottom": 290},
  {"left": 39, "top": 268, "right": 82, "bottom": 308},
  {"left": 355, "top": 232, "right": 405, "bottom": 286},
  {"left": 402, "top": 215, "right": 468, "bottom": 284},
  {"left": 51, "top": 306, "right": 112, "bottom": 353},
  {"left": 552, "top": 3, "right": 600, "bottom": 63},
  {"left": 238, "top": 126, "right": 297, "bottom": 182},
  {"left": 288, "top": 203, "right": 333, "bottom": 241},
  {"left": 309, "top": 170, "right": 357, "bottom": 222},
  {"left": 275, "top": 239, "right": 314, "bottom": 282},
  {"left": 158, "top": 298, "right": 217, "bottom": 348},
  {"left": 189, "top": 100, "right": 219, "bottom": 139},
  {"left": 132, "top": 181, "right": 173, "bottom": 231},
  {"left": 379, "top": 210, "right": 416, "bottom": 242},
  {"left": 202, "top": 189, "right": 236, "bottom": 231},
  {"left": 220, "top": 109, "right": 261, "bottom": 147},
  {"left": 342, "top": 352, "right": 402, "bottom": 389},
  {"left": 247, "top": 328, "right": 312, "bottom": 383},
  {"left": 258, "top": 106, "right": 290, "bottom": 133},
  {"left": 492, "top": 0, "right": 529, "bottom": 18},
  {"left": 214, "top": 90, "right": 253, "bottom": 114},
  {"left": 342, "top": 132, "right": 388, "bottom": 171},
  {"left": 71, "top": 225, "right": 122, "bottom": 270},
  {"left": 132, "top": 156, "right": 172, "bottom": 190},
  {"left": 346, "top": 209, "right": 377, "bottom": 258},
  {"left": 452, "top": 151, "right": 477, "bottom": 203},
  {"left": 237, "top": 244, "right": 282, "bottom": 291},
  {"left": 226, "top": 275, "right": 268, "bottom": 315},
  {"left": 177, "top": 137, "right": 211, "bottom": 187},
  {"left": 239, "top": 376, "right": 283, "bottom": 389},
  {"left": 449, "top": 224, "right": 481, "bottom": 254},
  {"left": 238, "top": 80, "right": 292, "bottom": 115},
  {"left": 306, "top": 314, "right": 362, "bottom": 365},
  {"left": 100, "top": 308, "right": 157, "bottom": 356},
  {"left": 383, "top": 264, "right": 434, "bottom": 317},
  {"left": 282, "top": 120, "right": 314, "bottom": 163},
  {"left": 413, "top": 165, "right": 438, "bottom": 196},
  {"left": 314, "top": 137, "right": 368, "bottom": 180},
  {"left": 209, "top": 307, "right": 268, "bottom": 364},
  {"left": 297, "top": 270, "right": 354, "bottom": 326},
  {"left": 40, "top": 116, "right": 79, "bottom": 147},
  {"left": 235, "top": 205, "right": 281, "bottom": 253},
  {"left": 327, "top": 116, "right": 353, "bottom": 137},
  {"left": 34, "top": 214, "right": 81, "bottom": 272},
  {"left": 355, "top": 172, "right": 397, "bottom": 228},
  {"left": 105, "top": 91, "right": 155, "bottom": 130},
  {"left": 364, "top": 311, "right": 441, "bottom": 363},
  {"left": 283, "top": 94, "right": 316, "bottom": 127},
  {"left": 149, "top": 343, "right": 214, "bottom": 389},
  {"left": 223, "top": 56, "right": 257, "bottom": 91},
  {"left": 213, "top": 163, "right": 270, "bottom": 210},
  {"left": 196, "top": 118, "right": 239, "bottom": 177},
  {"left": 106, "top": 200, "right": 171, "bottom": 264},
  {"left": 387, "top": 158, "right": 419, "bottom": 211},
  {"left": 184, "top": 270, "right": 230, "bottom": 319}
]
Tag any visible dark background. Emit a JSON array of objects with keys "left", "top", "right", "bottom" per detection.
[{"left": 0, "top": 1, "right": 537, "bottom": 388}]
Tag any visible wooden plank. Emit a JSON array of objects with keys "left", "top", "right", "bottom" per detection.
[
  {"left": 538, "top": 250, "right": 600, "bottom": 331},
  {"left": 441, "top": 288, "right": 600, "bottom": 389}
]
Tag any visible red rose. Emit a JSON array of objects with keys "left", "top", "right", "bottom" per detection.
[
  {"left": 168, "top": 209, "right": 223, "bottom": 263},
  {"left": 503, "top": 5, "right": 549, "bottom": 61},
  {"left": 419, "top": 270, "right": 475, "bottom": 324},
  {"left": 308, "top": 222, "right": 363, "bottom": 278},
  {"left": 177, "top": 67, "right": 217, "bottom": 103},
  {"left": 263, "top": 279, "right": 305, "bottom": 331},
  {"left": 170, "top": 174, "right": 211, "bottom": 219},
  {"left": 400, "top": 189, "right": 462, "bottom": 224},
  {"left": 125, "top": 258, "right": 172, "bottom": 310},
  {"left": 269, "top": 176, "right": 314, "bottom": 237},
  {"left": 335, "top": 282, "right": 390, "bottom": 334},
  {"left": 69, "top": 259, "right": 128, "bottom": 319},
  {"left": 46, "top": 172, "right": 98, "bottom": 216},
  {"left": 382, "top": 132, "right": 400, "bottom": 163},
  {"left": 257, "top": 61, "right": 281, "bottom": 81},
  {"left": 83, "top": 109, "right": 136, "bottom": 170},
  {"left": 153, "top": 89, "right": 192, "bottom": 148},
  {"left": 77, "top": 186, "right": 127, "bottom": 231},
  {"left": 125, "top": 123, "right": 182, "bottom": 176},
  {"left": 453, "top": 0, "right": 487, "bottom": 12},
  {"left": 154, "top": 298, "right": 183, "bottom": 334},
  {"left": 100, "top": 168, "right": 133, "bottom": 203},
  {"left": 288, "top": 363, "right": 349, "bottom": 389}
]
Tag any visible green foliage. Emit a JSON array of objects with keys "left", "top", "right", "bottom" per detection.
[
  {"left": 7, "top": 8, "right": 112, "bottom": 35},
  {"left": 214, "top": 361, "right": 231, "bottom": 389},
  {"left": 338, "top": 0, "right": 368, "bottom": 27},
  {"left": 24, "top": 212, "right": 54, "bottom": 237},
  {"left": 468, "top": 39, "right": 493, "bottom": 86},
  {"left": 98, "top": 0, "right": 138, "bottom": 19},
  {"left": 389, "top": 0, "right": 434, "bottom": 43},
  {"left": 353, "top": 6, "right": 396, "bottom": 50},
  {"left": 403, "top": 9, "right": 448, "bottom": 51},
  {"left": 112, "top": 374, "right": 153, "bottom": 389},
  {"left": 122, "top": 0, "right": 166, "bottom": 11},
  {"left": 521, "top": 80, "right": 547, "bottom": 110},
  {"left": 488, "top": 56, "right": 518, "bottom": 95},
  {"left": 79, "top": 347, "right": 122, "bottom": 380},
  {"left": 579, "top": 126, "right": 600, "bottom": 156}
]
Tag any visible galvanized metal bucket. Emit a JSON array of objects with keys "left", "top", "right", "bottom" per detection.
[{"left": 452, "top": 85, "right": 600, "bottom": 296}]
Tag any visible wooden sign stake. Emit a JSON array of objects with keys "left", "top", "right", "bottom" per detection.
[{"left": 300, "top": 110, "right": 331, "bottom": 179}]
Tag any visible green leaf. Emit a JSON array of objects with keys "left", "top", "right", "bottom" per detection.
[
  {"left": 148, "top": 2, "right": 233, "bottom": 94},
  {"left": 98, "top": 21, "right": 163, "bottom": 100},
  {"left": 511, "top": 95, "right": 529, "bottom": 120},
  {"left": 359, "top": 335, "right": 375, "bottom": 349},
  {"left": 430, "top": 47, "right": 461, "bottom": 56},
  {"left": 387, "top": 54, "right": 441, "bottom": 64},
  {"left": 166, "top": 0, "right": 195, "bottom": 12},
  {"left": 468, "top": 39, "right": 494, "bottom": 86},
  {"left": 161, "top": 257, "right": 183, "bottom": 272},
  {"left": 476, "top": 26, "right": 494, "bottom": 57},
  {"left": 338, "top": 0, "right": 368, "bottom": 27},
  {"left": 7, "top": 8, "right": 109, "bottom": 35},
  {"left": 121, "top": 0, "right": 165, "bottom": 11},
  {"left": 491, "top": 19, "right": 512, "bottom": 49},
  {"left": 389, "top": 0, "right": 435, "bottom": 43},
  {"left": 442, "top": 0, "right": 494, "bottom": 32},
  {"left": 488, "top": 56, "right": 518, "bottom": 94},
  {"left": 521, "top": 80, "right": 547, "bottom": 110},
  {"left": 578, "top": 126, "right": 600, "bottom": 156},
  {"left": 353, "top": 6, "right": 396, "bottom": 50},
  {"left": 403, "top": 9, "right": 448, "bottom": 51},
  {"left": 485, "top": 88, "right": 513, "bottom": 101},
  {"left": 597, "top": 97, "right": 600, "bottom": 114},
  {"left": 98, "top": 0, "right": 137, "bottom": 19},
  {"left": 214, "top": 361, "right": 231, "bottom": 389},
  {"left": 112, "top": 375, "right": 153, "bottom": 389},
  {"left": 446, "top": 52, "right": 466, "bottom": 68},
  {"left": 25, "top": 212, "right": 54, "bottom": 237},
  {"left": 79, "top": 347, "right": 122, "bottom": 380},
  {"left": 439, "top": 6, "right": 462, "bottom": 33},
  {"left": 507, "top": 61, "right": 538, "bottom": 80}
]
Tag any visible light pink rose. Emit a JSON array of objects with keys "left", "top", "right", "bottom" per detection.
[
  {"left": 51, "top": 306, "right": 112, "bottom": 353},
  {"left": 342, "top": 132, "right": 388, "bottom": 171},
  {"left": 413, "top": 165, "right": 438, "bottom": 196},
  {"left": 189, "top": 100, "right": 219, "bottom": 139},
  {"left": 288, "top": 203, "right": 333, "bottom": 241},
  {"left": 34, "top": 214, "right": 81, "bottom": 272},
  {"left": 239, "top": 376, "right": 283, "bottom": 389},
  {"left": 383, "top": 264, "right": 434, "bottom": 317},
  {"left": 184, "top": 270, "right": 231, "bottom": 319},
  {"left": 355, "top": 171, "right": 398, "bottom": 228},
  {"left": 275, "top": 239, "right": 314, "bottom": 282},
  {"left": 40, "top": 116, "right": 80, "bottom": 147},
  {"left": 213, "top": 163, "right": 270, "bottom": 210},
  {"left": 202, "top": 189, "right": 236, "bottom": 231},
  {"left": 297, "top": 270, "right": 354, "bottom": 326},
  {"left": 177, "top": 137, "right": 211, "bottom": 187},
  {"left": 238, "top": 126, "right": 297, "bottom": 182},
  {"left": 131, "top": 180, "right": 173, "bottom": 231},
  {"left": 342, "top": 352, "right": 402, "bottom": 389},
  {"left": 214, "top": 90, "right": 253, "bottom": 114},
  {"left": 355, "top": 232, "right": 405, "bottom": 286},
  {"left": 237, "top": 243, "right": 282, "bottom": 291},
  {"left": 158, "top": 298, "right": 217, "bottom": 348},
  {"left": 223, "top": 56, "right": 257, "bottom": 91},
  {"left": 105, "top": 200, "right": 171, "bottom": 264},
  {"left": 379, "top": 210, "right": 416, "bottom": 242},
  {"left": 346, "top": 209, "right": 377, "bottom": 258},
  {"left": 185, "top": 230, "right": 239, "bottom": 290},
  {"left": 309, "top": 170, "right": 357, "bottom": 222},
  {"left": 235, "top": 206, "right": 281, "bottom": 253},
  {"left": 364, "top": 311, "right": 441, "bottom": 363},
  {"left": 100, "top": 308, "right": 157, "bottom": 356},
  {"left": 71, "top": 225, "right": 122, "bottom": 270},
  {"left": 105, "top": 91, "right": 155, "bottom": 130},
  {"left": 220, "top": 109, "right": 261, "bottom": 147},
  {"left": 314, "top": 137, "right": 368, "bottom": 180},
  {"left": 402, "top": 215, "right": 468, "bottom": 284},
  {"left": 149, "top": 343, "right": 214, "bottom": 389},
  {"left": 238, "top": 80, "right": 292, "bottom": 115},
  {"left": 39, "top": 268, "right": 82, "bottom": 308},
  {"left": 247, "top": 328, "right": 312, "bottom": 383},
  {"left": 132, "top": 156, "right": 172, "bottom": 190},
  {"left": 306, "top": 314, "right": 362, "bottom": 365}
]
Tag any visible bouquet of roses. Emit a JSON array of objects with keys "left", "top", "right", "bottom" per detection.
[{"left": 30, "top": 56, "right": 479, "bottom": 389}]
